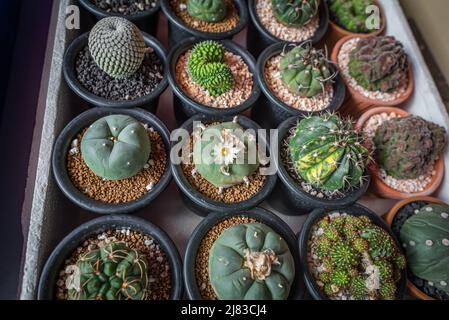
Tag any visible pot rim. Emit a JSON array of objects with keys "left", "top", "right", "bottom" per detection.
[{"left": 78, "top": 0, "right": 161, "bottom": 21}]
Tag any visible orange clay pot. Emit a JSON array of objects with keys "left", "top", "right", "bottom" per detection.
[
  {"left": 331, "top": 35, "right": 414, "bottom": 118},
  {"left": 384, "top": 196, "right": 448, "bottom": 300},
  {"left": 356, "top": 107, "right": 445, "bottom": 200}
]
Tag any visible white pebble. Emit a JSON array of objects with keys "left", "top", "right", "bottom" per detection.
[{"left": 146, "top": 182, "right": 155, "bottom": 191}]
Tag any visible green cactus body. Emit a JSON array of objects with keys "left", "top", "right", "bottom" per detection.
[
  {"left": 187, "top": 0, "right": 227, "bottom": 22},
  {"left": 400, "top": 204, "right": 449, "bottom": 294},
  {"left": 288, "top": 114, "right": 370, "bottom": 191},
  {"left": 88, "top": 17, "right": 146, "bottom": 79},
  {"left": 329, "top": 0, "right": 376, "bottom": 33},
  {"left": 80, "top": 115, "right": 151, "bottom": 181},
  {"left": 208, "top": 223, "right": 295, "bottom": 300},
  {"left": 271, "top": 0, "right": 319, "bottom": 27},
  {"left": 66, "top": 241, "right": 149, "bottom": 300}
]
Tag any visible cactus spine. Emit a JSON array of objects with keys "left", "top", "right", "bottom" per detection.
[{"left": 272, "top": 0, "right": 319, "bottom": 27}]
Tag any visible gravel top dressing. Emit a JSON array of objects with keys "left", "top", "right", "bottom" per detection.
[{"left": 90, "top": 0, "right": 159, "bottom": 15}]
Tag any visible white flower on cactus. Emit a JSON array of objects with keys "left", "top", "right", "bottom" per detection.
[{"left": 213, "top": 129, "right": 245, "bottom": 165}]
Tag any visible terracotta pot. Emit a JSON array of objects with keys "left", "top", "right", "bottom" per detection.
[
  {"left": 384, "top": 196, "right": 448, "bottom": 300},
  {"left": 356, "top": 106, "right": 445, "bottom": 199}
]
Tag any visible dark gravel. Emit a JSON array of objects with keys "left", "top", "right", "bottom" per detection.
[
  {"left": 76, "top": 46, "right": 163, "bottom": 101},
  {"left": 90, "top": 0, "right": 158, "bottom": 15}
]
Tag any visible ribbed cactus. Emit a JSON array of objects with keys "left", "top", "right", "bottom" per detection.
[
  {"left": 400, "top": 204, "right": 449, "bottom": 294},
  {"left": 289, "top": 114, "right": 371, "bottom": 192},
  {"left": 81, "top": 115, "right": 151, "bottom": 181},
  {"left": 187, "top": 0, "right": 227, "bottom": 22},
  {"left": 329, "top": 0, "right": 376, "bottom": 33},
  {"left": 66, "top": 240, "right": 149, "bottom": 300},
  {"left": 280, "top": 43, "right": 336, "bottom": 97},
  {"left": 348, "top": 36, "right": 409, "bottom": 92},
  {"left": 373, "top": 116, "right": 447, "bottom": 180},
  {"left": 272, "top": 0, "right": 319, "bottom": 27},
  {"left": 88, "top": 17, "right": 146, "bottom": 79},
  {"left": 209, "top": 223, "right": 295, "bottom": 300}
]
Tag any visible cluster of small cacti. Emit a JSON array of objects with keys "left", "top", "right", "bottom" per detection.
[
  {"left": 187, "top": 40, "right": 234, "bottom": 97},
  {"left": 348, "top": 36, "right": 409, "bottom": 92},
  {"left": 66, "top": 240, "right": 149, "bottom": 300},
  {"left": 187, "top": 0, "right": 227, "bottom": 22},
  {"left": 400, "top": 204, "right": 449, "bottom": 294},
  {"left": 279, "top": 42, "right": 337, "bottom": 97},
  {"left": 272, "top": 0, "right": 319, "bottom": 27},
  {"left": 329, "top": 0, "right": 376, "bottom": 33},
  {"left": 373, "top": 116, "right": 447, "bottom": 180},
  {"left": 312, "top": 213, "right": 406, "bottom": 300},
  {"left": 81, "top": 115, "right": 151, "bottom": 181},
  {"left": 88, "top": 17, "right": 147, "bottom": 79},
  {"left": 288, "top": 113, "right": 371, "bottom": 192},
  {"left": 209, "top": 222, "right": 295, "bottom": 300}
]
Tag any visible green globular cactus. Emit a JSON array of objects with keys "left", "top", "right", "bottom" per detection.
[
  {"left": 81, "top": 115, "right": 151, "bottom": 181},
  {"left": 329, "top": 0, "right": 376, "bottom": 33},
  {"left": 272, "top": 0, "right": 319, "bottom": 27},
  {"left": 348, "top": 36, "right": 409, "bottom": 92},
  {"left": 187, "top": 40, "right": 233, "bottom": 97},
  {"left": 279, "top": 43, "right": 337, "bottom": 97},
  {"left": 373, "top": 116, "right": 447, "bottom": 180},
  {"left": 66, "top": 240, "right": 149, "bottom": 300},
  {"left": 400, "top": 204, "right": 449, "bottom": 294},
  {"left": 208, "top": 223, "right": 295, "bottom": 300},
  {"left": 288, "top": 114, "right": 371, "bottom": 192},
  {"left": 88, "top": 17, "right": 146, "bottom": 79},
  {"left": 187, "top": 0, "right": 227, "bottom": 22}
]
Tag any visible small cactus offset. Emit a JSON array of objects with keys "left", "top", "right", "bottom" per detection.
[
  {"left": 373, "top": 116, "right": 447, "bottom": 180},
  {"left": 81, "top": 115, "right": 151, "bottom": 181},
  {"left": 348, "top": 36, "right": 409, "bottom": 92},
  {"left": 88, "top": 17, "right": 146, "bottom": 79},
  {"left": 280, "top": 42, "right": 337, "bottom": 97},
  {"left": 272, "top": 0, "right": 319, "bottom": 27},
  {"left": 329, "top": 0, "right": 377, "bottom": 33},
  {"left": 187, "top": 0, "right": 227, "bottom": 22}
]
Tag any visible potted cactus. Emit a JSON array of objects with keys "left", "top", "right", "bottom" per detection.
[
  {"left": 252, "top": 41, "right": 346, "bottom": 129},
  {"left": 298, "top": 204, "right": 407, "bottom": 300},
  {"left": 63, "top": 17, "right": 168, "bottom": 113}
]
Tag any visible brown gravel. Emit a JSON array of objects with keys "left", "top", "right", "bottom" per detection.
[
  {"left": 195, "top": 216, "right": 257, "bottom": 300},
  {"left": 67, "top": 126, "right": 167, "bottom": 204},
  {"left": 56, "top": 228, "right": 172, "bottom": 300},
  {"left": 170, "top": 0, "right": 239, "bottom": 33}
]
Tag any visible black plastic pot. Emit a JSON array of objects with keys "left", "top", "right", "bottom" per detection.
[
  {"left": 52, "top": 107, "right": 172, "bottom": 215},
  {"left": 267, "top": 116, "right": 370, "bottom": 216},
  {"left": 252, "top": 42, "right": 346, "bottom": 130},
  {"left": 171, "top": 114, "right": 277, "bottom": 217},
  {"left": 184, "top": 207, "right": 305, "bottom": 300},
  {"left": 37, "top": 214, "right": 183, "bottom": 300},
  {"left": 78, "top": 0, "right": 161, "bottom": 35},
  {"left": 298, "top": 203, "right": 407, "bottom": 300},
  {"left": 167, "top": 38, "right": 260, "bottom": 126},
  {"left": 161, "top": 0, "right": 248, "bottom": 48},
  {"left": 63, "top": 32, "right": 168, "bottom": 113},
  {"left": 247, "top": 0, "right": 329, "bottom": 59}
]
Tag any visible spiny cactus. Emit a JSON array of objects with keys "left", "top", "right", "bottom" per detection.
[
  {"left": 66, "top": 240, "right": 149, "bottom": 300},
  {"left": 88, "top": 17, "right": 146, "bottom": 79},
  {"left": 209, "top": 223, "right": 295, "bottom": 300},
  {"left": 373, "top": 116, "right": 447, "bottom": 180},
  {"left": 288, "top": 113, "right": 371, "bottom": 192},
  {"left": 272, "top": 0, "right": 319, "bottom": 27},
  {"left": 279, "top": 42, "right": 337, "bottom": 97},
  {"left": 348, "top": 36, "right": 409, "bottom": 92},
  {"left": 329, "top": 0, "right": 377, "bottom": 33},
  {"left": 187, "top": 0, "right": 227, "bottom": 22},
  {"left": 187, "top": 40, "right": 233, "bottom": 97},
  {"left": 400, "top": 204, "right": 449, "bottom": 294},
  {"left": 81, "top": 115, "right": 151, "bottom": 181}
]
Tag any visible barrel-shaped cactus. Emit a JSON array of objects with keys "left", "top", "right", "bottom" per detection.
[
  {"left": 209, "top": 223, "right": 295, "bottom": 300},
  {"left": 187, "top": 0, "right": 227, "bottom": 22},
  {"left": 329, "top": 0, "right": 376, "bottom": 33},
  {"left": 80, "top": 115, "right": 151, "bottom": 181},
  {"left": 272, "top": 0, "right": 319, "bottom": 27},
  {"left": 88, "top": 17, "right": 146, "bottom": 78},
  {"left": 400, "top": 204, "right": 449, "bottom": 294}
]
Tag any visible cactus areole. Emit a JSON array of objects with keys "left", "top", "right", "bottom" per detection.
[
  {"left": 187, "top": 0, "right": 227, "bottom": 22},
  {"left": 271, "top": 0, "right": 319, "bottom": 27}
]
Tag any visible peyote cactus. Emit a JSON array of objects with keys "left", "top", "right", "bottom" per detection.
[
  {"left": 288, "top": 113, "right": 371, "bottom": 192},
  {"left": 88, "top": 17, "right": 146, "bottom": 79},
  {"left": 66, "top": 240, "right": 149, "bottom": 300},
  {"left": 81, "top": 115, "right": 151, "bottom": 181},
  {"left": 209, "top": 223, "right": 295, "bottom": 300},
  {"left": 348, "top": 36, "right": 409, "bottom": 92},
  {"left": 373, "top": 116, "right": 447, "bottom": 180},
  {"left": 187, "top": 0, "right": 227, "bottom": 22},
  {"left": 272, "top": 0, "right": 319, "bottom": 27},
  {"left": 400, "top": 204, "right": 449, "bottom": 294},
  {"left": 279, "top": 42, "right": 337, "bottom": 98},
  {"left": 187, "top": 40, "right": 233, "bottom": 97},
  {"left": 329, "top": 0, "right": 377, "bottom": 33}
]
